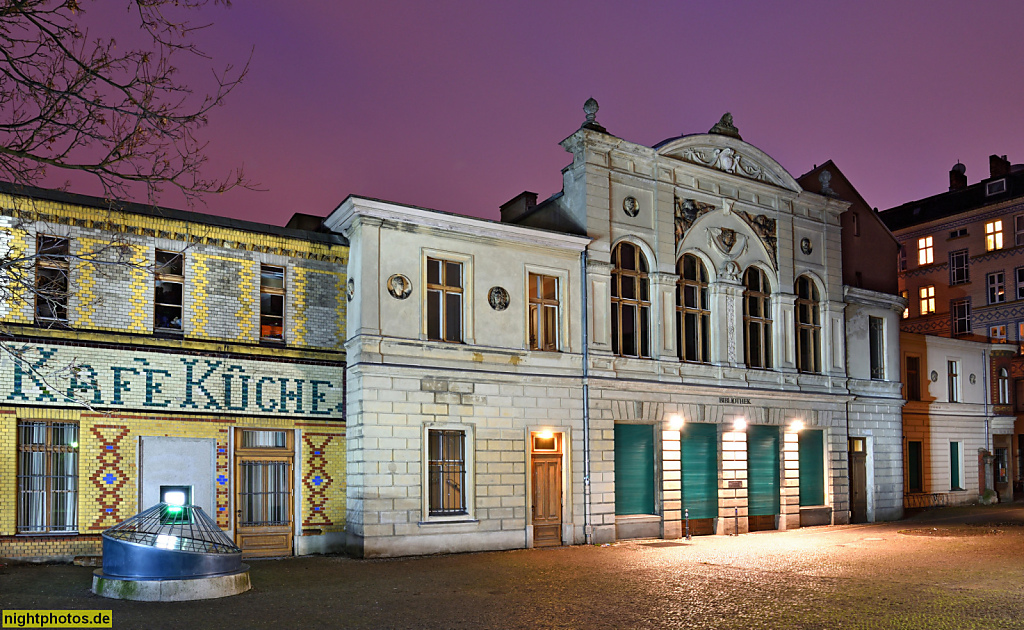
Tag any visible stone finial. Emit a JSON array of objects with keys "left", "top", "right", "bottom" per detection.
[
  {"left": 708, "top": 112, "right": 742, "bottom": 140},
  {"left": 581, "top": 97, "right": 607, "bottom": 133}
]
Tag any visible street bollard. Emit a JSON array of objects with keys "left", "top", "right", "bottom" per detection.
[
  {"left": 733, "top": 507, "right": 739, "bottom": 536},
  {"left": 684, "top": 508, "right": 691, "bottom": 541}
]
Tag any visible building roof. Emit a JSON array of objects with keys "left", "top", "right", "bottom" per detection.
[
  {"left": 0, "top": 181, "right": 347, "bottom": 246},
  {"left": 878, "top": 169, "right": 1024, "bottom": 232}
]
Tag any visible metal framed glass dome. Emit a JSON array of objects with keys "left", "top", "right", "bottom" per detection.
[{"left": 100, "top": 503, "right": 244, "bottom": 580}]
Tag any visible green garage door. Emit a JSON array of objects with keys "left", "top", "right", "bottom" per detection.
[
  {"left": 798, "top": 429, "right": 825, "bottom": 506},
  {"left": 747, "top": 425, "right": 780, "bottom": 516},
  {"left": 614, "top": 424, "right": 655, "bottom": 515},
  {"left": 681, "top": 422, "right": 718, "bottom": 519}
]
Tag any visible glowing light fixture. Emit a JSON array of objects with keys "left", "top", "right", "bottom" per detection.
[
  {"left": 791, "top": 420, "right": 805, "bottom": 432},
  {"left": 164, "top": 491, "right": 187, "bottom": 507},
  {"left": 733, "top": 418, "right": 746, "bottom": 431},
  {"left": 155, "top": 534, "right": 179, "bottom": 550},
  {"left": 538, "top": 430, "right": 554, "bottom": 440},
  {"left": 668, "top": 414, "right": 685, "bottom": 431},
  {"left": 70, "top": 441, "right": 78, "bottom": 448}
]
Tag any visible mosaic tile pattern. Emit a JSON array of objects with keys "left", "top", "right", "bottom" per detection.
[
  {"left": 88, "top": 425, "right": 130, "bottom": 530},
  {"left": 302, "top": 433, "right": 334, "bottom": 527}
]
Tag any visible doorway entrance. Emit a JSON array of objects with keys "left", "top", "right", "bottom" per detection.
[
  {"left": 235, "top": 429, "right": 294, "bottom": 558},
  {"left": 531, "top": 431, "right": 562, "bottom": 547},
  {"left": 848, "top": 437, "right": 867, "bottom": 524}
]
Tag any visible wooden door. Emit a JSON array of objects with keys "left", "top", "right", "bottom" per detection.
[
  {"left": 531, "top": 432, "right": 562, "bottom": 547},
  {"left": 235, "top": 429, "right": 294, "bottom": 558},
  {"left": 849, "top": 451, "right": 867, "bottom": 524}
]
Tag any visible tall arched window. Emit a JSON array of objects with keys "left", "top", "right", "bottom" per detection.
[
  {"left": 795, "top": 276, "right": 821, "bottom": 373},
  {"left": 611, "top": 242, "right": 651, "bottom": 358},
  {"left": 677, "top": 254, "right": 710, "bottom": 363},
  {"left": 743, "top": 267, "right": 772, "bottom": 369},
  {"left": 998, "top": 367, "right": 1010, "bottom": 405}
]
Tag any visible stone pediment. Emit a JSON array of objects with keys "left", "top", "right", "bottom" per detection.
[{"left": 657, "top": 134, "right": 801, "bottom": 193}]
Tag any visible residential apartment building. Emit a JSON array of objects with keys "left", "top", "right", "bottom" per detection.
[
  {"left": 0, "top": 184, "right": 348, "bottom": 561},
  {"left": 880, "top": 155, "right": 1024, "bottom": 501}
]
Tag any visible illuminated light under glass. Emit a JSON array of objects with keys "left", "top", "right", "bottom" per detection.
[
  {"left": 790, "top": 420, "right": 805, "bottom": 432},
  {"left": 538, "top": 430, "right": 554, "bottom": 440},
  {"left": 733, "top": 418, "right": 747, "bottom": 431},
  {"left": 70, "top": 441, "right": 78, "bottom": 448},
  {"left": 163, "top": 491, "right": 187, "bottom": 506},
  {"left": 668, "top": 414, "right": 685, "bottom": 431},
  {"left": 155, "top": 534, "right": 179, "bottom": 550}
]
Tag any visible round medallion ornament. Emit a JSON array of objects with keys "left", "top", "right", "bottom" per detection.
[
  {"left": 622, "top": 196, "right": 640, "bottom": 217},
  {"left": 969, "top": 373, "right": 977, "bottom": 385},
  {"left": 488, "top": 286, "right": 510, "bottom": 311},
  {"left": 930, "top": 370, "right": 939, "bottom": 382},
  {"left": 346, "top": 278, "right": 355, "bottom": 302},
  {"left": 800, "top": 237, "right": 813, "bottom": 255},
  {"left": 386, "top": 274, "right": 412, "bottom": 300}
]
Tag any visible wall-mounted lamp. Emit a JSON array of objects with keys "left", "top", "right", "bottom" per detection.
[
  {"left": 668, "top": 414, "right": 685, "bottom": 431},
  {"left": 733, "top": 418, "right": 747, "bottom": 431},
  {"left": 538, "top": 430, "right": 554, "bottom": 440},
  {"left": 790, "top": 420, "right": 805, "bottom": 432}
]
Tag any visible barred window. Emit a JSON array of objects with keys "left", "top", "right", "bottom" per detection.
[
  {"left": 427, "top": 429, "right": 467, "bottom": 516},
  {"left": 869, "top": 316, "right": 885, "bottom": 380},
  {"left": 795, "top": 276, "right": 821, "bottom": 373},
  {"left": 427, "top": 258, "right": 463, "bottom": 343},
  {"left": 949, "top": 249, "right": 969, "bottom": 285},
  {"left": 18, "top": 421, "right": 78, "bottom": 533},
  {"left": 676, "top": 254, "right": 710, "bottom": 363},
  {"left": 611, "top": 242, "right": 651, "bottom": 358},
  {"left": 35, "top": 236, "right": 69, "bottom": 325},
  {"left": 743, "top": 267, "right": 772, "bottom": 369}
]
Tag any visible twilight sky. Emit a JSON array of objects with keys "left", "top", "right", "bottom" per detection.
[{"left": 81, "top": 1, "right": 1024, "bottom": 225}]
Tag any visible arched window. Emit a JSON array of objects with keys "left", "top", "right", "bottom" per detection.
[
  {"left": 743, "top": 267, "right": 772, "bottom": 369},
  {"left": 795, "top": 276, "right": 821, "bottom": 373},
  {"left": 998, "top": 367, "right": 1010, "bottom": 405},
  {"left": 611, "top": 242, "right": 651, "bottom": 358},
  {"left": 676, "top": 254, "right": 710, "bottom": 363}
]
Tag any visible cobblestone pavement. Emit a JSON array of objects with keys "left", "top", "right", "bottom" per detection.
[{"left": 3, "top": 505, "right": 1024, "bottom": 629}]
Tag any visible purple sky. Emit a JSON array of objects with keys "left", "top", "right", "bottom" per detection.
[{"left": 77, "top": 1, "right": 1024, "bottom": 225}]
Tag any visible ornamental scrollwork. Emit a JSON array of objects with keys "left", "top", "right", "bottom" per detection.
[{"left": 675, "top": 146, "right": 785, "bottom": 188}]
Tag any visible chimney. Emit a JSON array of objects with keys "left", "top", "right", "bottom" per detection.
[
  {"left": 949, "top": 162, "right": 967, "bottom": 191},
  {"left": 500, "top": 191, "right": 538, "bottom": 224},
  {"left": 990, "top": 154, "right": 1011, "bottom": 179}
]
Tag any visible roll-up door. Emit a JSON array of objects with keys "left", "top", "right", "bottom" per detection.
[
  {"left": 747, "top": 424, "right": 780, "bottom": 531},
  {"left": 614, "top": 424, "right": 655, "bottom": 515},
  {"left": 680, "top": 422, "right": 718, "bottom": 520},
  {"left": 798, "top": 429, "right": 825, "bottom": 506}
]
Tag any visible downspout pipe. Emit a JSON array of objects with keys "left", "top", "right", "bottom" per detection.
[
  {"left": 983, "top": 349, "right": 990, "bottom": 452},
  {"left": 581, "top": 249, "right": 592, "bottom": 545}
]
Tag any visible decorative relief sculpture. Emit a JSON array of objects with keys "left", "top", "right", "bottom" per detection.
[
  {"left": 346, "top": 278, "right": 355, "bottom": 302},
  {"left": 707, "top": 227, "right": 747, "bottom": 282},
  {"left": 622, "top": 196, "right": 640, "bottom": 217},
  {"left": 818, "top": 170, "right": 836, "bottom": 196},
  {"left": 488, "top": 286, "right": 510, "bottom": 311},
  {"left": 674, "top": 197, "right": 715, "bottom": 246},
  {"left": 675, "top": 145, "right": 785, "bottom": 188},
  {"left": 800, "top": 238, "right": 813, "bottom": 255},
  {"left": 739, "top": 211, "right": 778, "bottom": 266},
  {"left": 708, "top": 112, "right": 742, "bottom": 140},
  {"left": 727, "top": 297, "right": 736, "bottom": 362},
  {"left": 387, "top": 274, "right": 412, "bottom": 299}
]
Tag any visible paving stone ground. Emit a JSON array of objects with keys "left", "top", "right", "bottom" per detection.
[{"left": 2, "top": 504, "right": 1023, "bottom": 629}]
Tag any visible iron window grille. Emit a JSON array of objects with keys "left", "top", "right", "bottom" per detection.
[
  {"left": 34, "top": 236, "right": 69, "bottom": 325},
  {"left": 17, "top": 421, "right": 78, "bottom": 533},
  {"left": 260, "top": 265, "right": 285, "bottom": 341},
  {"left": 426, "top": 258, "right": 463, "bottom": 343},
  {"left": 948, "top": 249, "right": 969, "bottom": 285},
  {"left": 676, "top": 254, "right": 710, "bottom": 363},
  {"left": 869, "top": 316, "right": 885, "bottom": 380},
  {"left": 795, "top": 276, "right": 821, "bottom": 374},
  {"left": 743, "top": 267, "right": 772, "bottom": 369},
  {"left": 427, "top": 429, "right": 467, "bottom": 516},
  {"left": 239, "top": 461, "right": 291, "bottom": 526},
  {"left": 154, "top": 250, "right": 184, "bottom": 332},
  {"left": 611, "top": 242, "right": 651, "bottom": 358},
  {"left": 528, "top": 273, "right": 559, "bottom": 351}
]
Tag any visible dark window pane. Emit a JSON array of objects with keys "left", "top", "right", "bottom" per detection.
[
  {"left": 155, "top": 281, "right": 183, "bottom": 306},
  {"left": 445, "top": 262, "right": 462, "bottom": 289},
  {"left": 155, "top": 304, "right": 183, "bottom": 330},
  {"left": 684, "top": 285, "right": 697, "bottom": 309},
  {"left": 542, "top": 276, "right": 557, "bottom": 300},
  {"left": 640, "top": 278, "right": 649, "bottom": 302},
  {"left": 684, "top": 312, "right": 698, "bottom": 361},
  {"left": 427, "top": 290, "right": 442, "bottom": 340},
  {"left": 700, "top": 313, "right": 710, "bottom": 360},
  {"left": 156, "top": 251, "right": 183, "bottom": 275},
  {"left": 427, "top": 259, "right": 441, "bottom": 285},
  {"left": 621, "top": 304, "right": 636, "bottom": 356},
  {"left": 260, "top": 266, "right": 284, "bottom": 289},
  {"left": 621, "top": 276, "right": 635, "bottom": 300},
  {"left": 543, "top": 305, "right": 557, "bottom": 350},
  {"left": 611, "top": 307, "right": 619, "bottom": 355},
  {"left": 445, "top": 292, "right": 461, "bottom": 341},
  {"left": 640, "top": 305, "right": 650, "bottom": 357}
]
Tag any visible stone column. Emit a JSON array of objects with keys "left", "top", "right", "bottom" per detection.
[
  {"left": 781, "top": 430, "right": 800, "bottom": 530},
  {"left": 719, "top": 422, "right": 748, "bottom": 535},
  {"left": 662, "top": 427, "right": 682, "bottom": 538}
]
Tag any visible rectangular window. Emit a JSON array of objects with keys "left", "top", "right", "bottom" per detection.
[
  {"left": 869, "top": 316, "right": 885, "bottom": 380},
  {"left": 987, "top": 271, "right": 1006, "bottom": 304},
  {"left": 947, "top": 360, "right": 960, "bottom": 403},
  {"left": 426, "top": 258, "right": 463, "bottom": 343},
  {"left": 987, "top": 179, "right": 1007, "bottom": 196},
  {"left": 990, "top": 325, "right": 1007, "bottom": 343},
  {"left": 1016, "top": 215, "right": 1024, "bottom": 247},
  {"left": 899, "top": 245, "right": 907, "bottom": 272},
  {"left": 528, "top": 273, "right": 559, "bottom": 352},
  {"left": 901, "top": 290, "right": 909, "bottom": 319},
  {"left": 154, "top": 250, "right": 183, "bottom": 332},
  {"left": 919, "top": 286, "right": 935, "bottom": 314},
  {"left": 907, "top": 441, "right": 923, "bottom": 493},
  {"left": 427, "top": 429, "right": 467, "bottom": 516},
  {"left": 260, "top": 265, "right": 285, "bottom": 341},
  {"left": 986, "top": 220, "right": 1004, "bottom": 251},
  {"left": 17, "top": 421, "right": 78, "bottom": 533},
  {"left": 950, "top": 441, "right": 964, "bottom": 491},
  {"left": 949, "top": 249, "right": 969, "bottom": 285},
  {"left": 949, "top": 227, "right": 967, "bottom": 239},
  {"left": 35, "top": 236, "right": 70, "bottom": 325},
  {"left": 905, "top": 355, "right": 921, "bottom": 401},
  {"left": 951, "top": 298, "right": 971, "bottom": 336},
  {"left": 917, "top": 236, "right": 933, "bottom": 265},
  {"left": 1016, "top": 267, "right": 1024, "bottom": 299}
]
